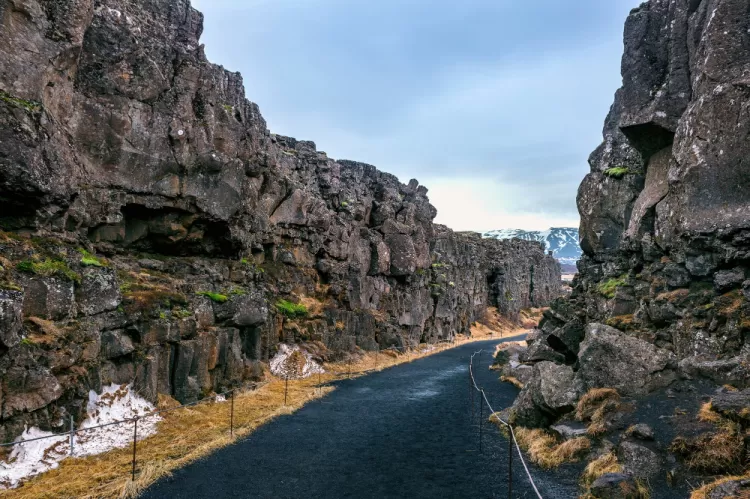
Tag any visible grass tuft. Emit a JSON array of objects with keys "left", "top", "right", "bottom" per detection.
[
  {"left": 500, "top": 375, "right": 524, "bottom": 389},
  {"left": 78, "top": 248, "right": 108, "bottom": 267},
  {"left": 576, "top": 388, "right": 621, "bottom": 436},
  {"left": 196, "top": 291, "right": 229, "bottom": 303},
  {"left": 580, "top": 452, "right": 623, "bottom": 485},
  {"left": 276, "top": 299, "right": 308, "bottom": 318},
  {"left": 670, "top": 420, "right": 745, "bottom": 474},
  {"left": 603, "top": 166, "right": 632, "bottom": 179},
  {"left": 597, "top": 275, "right": 628, "bottom": 299},
  {"left": 0, "top": 90, "right": 41, "bottom": 112},
  {"left": 16, "top": 258, "right": 81, "bottom": 283},
  {"left": 514, "top": 428, "right": 590, "bottom": 469}
]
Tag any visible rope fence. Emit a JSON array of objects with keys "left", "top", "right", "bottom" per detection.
[
  {"left": 0, "top": 339, "right": 458, "bottom": 487},
  {"left": 469, "top": 350, "right": 543, "bottom": 499}
]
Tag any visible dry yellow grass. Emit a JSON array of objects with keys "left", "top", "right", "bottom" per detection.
[
  {"left": 3, "top": 327, "right": 528, "bottom": 498},
  {"left": 500, "top": 376, "right": 524, "bottom": 389},
  {"left": 697, "top": 401, "right": 722, "bottom": 423},
  {"left": 513, "top": 428, "right": 590, "bottom": 469},
  {"left": 580, "top": 452, "right": 623, "bottom": 485},
  {"left": 575, "top": 388, "right": 621, "bottom": 436},
  {"left": 690, "top": 474, "right": 750, "bottom": 499},
  {"left": 670, "top": 420, "right": 745, "bottom": 474}
]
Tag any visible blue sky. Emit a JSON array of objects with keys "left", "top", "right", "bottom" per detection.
[{"left": 191, "top": 0, "right": 641, "bottom": 231}]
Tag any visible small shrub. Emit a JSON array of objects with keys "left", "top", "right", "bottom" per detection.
[
  {"left": 603, "top": 166, "right": 631, "bottom": 179},
  {"left": 196, "top": 291, "right": 229, "bottom": 303},
  {"left": 597, "top": 275, "right": 628, "bottom": 299},
  {"left": 19, "top": 337, "right": 35, "bottom": 347},
  {"left": 670, "top": 421, "right": 745, "bottom": 474},
  {"left": 340, "top": 201, "right": 349, "bottom": 207},
  {"left": 276, "top": 299, "right": 308, "bottom": 318}
]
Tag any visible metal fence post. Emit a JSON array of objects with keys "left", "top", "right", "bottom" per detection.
[
  {"left": 508, "top": 427, "right": 513, "bottom": 499},
  {"left": 478, "top": 392, "right": 483, "bottom": 454},
  {"left": 69, "top": 415, "right": 74, "bottom": 456},
  {"left": 230, "top": 390, "right": 234, "bottom": 437},
  {"left": 347, "top": 358, "right": 351, "bottom": 379},
  {"left": 284, "top": 375, "right": 289, "bottom": 406},
  {"left": 131, "top": 416, "right": 139, "bottom": 481},
  {"left": 375, "top": 346, "right": 379, "bottom": 370}
]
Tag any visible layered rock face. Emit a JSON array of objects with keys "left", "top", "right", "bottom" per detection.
[
  {"left": 513, "top": 0, "right": 750, "bottom": 423},
  {"left": 0, "top": 0, "right": 560, "bottom": 442}
]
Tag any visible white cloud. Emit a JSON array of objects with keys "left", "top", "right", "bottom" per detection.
[{"left": 425, "top": 177, "right": 579, "bottom": 232}]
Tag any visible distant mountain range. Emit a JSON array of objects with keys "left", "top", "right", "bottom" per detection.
[{"left": 482, "top": 227, "right": 581, "bottom": 271}]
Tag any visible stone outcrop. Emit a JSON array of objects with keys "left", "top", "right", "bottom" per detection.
[
  {"left": 514, "top": 0, "right": 750, "bottom": 421},
  {"left": 508, "top": 1, "right": 750, "bottom": 495},
  {"left": 0, "top": 0, "right": 560, "bottom": 442}
]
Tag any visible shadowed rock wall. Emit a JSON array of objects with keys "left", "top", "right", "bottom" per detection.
[{"left": 512, "top": 0, "right": 750, "bottom": 428}]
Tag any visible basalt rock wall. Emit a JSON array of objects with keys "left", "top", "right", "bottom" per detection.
[
  {"left": 513, "top": 0, "right": 750, "bottom": 428},
  {"left": 0, "top": 0, "right": 560, "bottom": 442}
]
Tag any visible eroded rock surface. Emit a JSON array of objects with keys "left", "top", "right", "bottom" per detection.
[
  {"left": 0, "top": 0, "right": 560, "bottom": 442},
  {"left": 513, "top": 0, "right": 750, "bottom": 425}
]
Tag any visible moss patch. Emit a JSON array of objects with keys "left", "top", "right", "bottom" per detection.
[
  {"left": 603, "top": 166, "right": 632, "bottom": 179},
  {"left": 0, "top": 90, "right": 41, "bottom": 113},
  {"left": 196, "top": 291, "right": 229, "bottom": 303},
  {"left": 78, "top": 248, "right": 108, "bottom": 267},
  {"left": 276, "top": 299, "right": 308, "bottom": 319},
  {"left": 16, "top": 258, "right": 81, "bottom": 283},
  {"left": 597, "top": 275, "right": 628, "bottom": 299}
]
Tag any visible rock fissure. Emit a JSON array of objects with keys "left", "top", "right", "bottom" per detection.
[{"left": 0, "top": 0, "right": 561, "bottom": 447}]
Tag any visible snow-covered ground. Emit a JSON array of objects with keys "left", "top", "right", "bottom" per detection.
[
  {"left": 0, "top": 384, "right": 161, "bottom": 489},
  {"left": 270, "top": 344, "right": 325, "bottom": 379}
]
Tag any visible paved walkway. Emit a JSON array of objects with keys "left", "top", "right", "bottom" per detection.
[{"left": 142, "top": 336, "right": 578, "bottom": 498}]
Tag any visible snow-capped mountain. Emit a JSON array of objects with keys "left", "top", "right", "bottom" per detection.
[{"left": 482, "top": 227, "right": 581, "bottom": 269}]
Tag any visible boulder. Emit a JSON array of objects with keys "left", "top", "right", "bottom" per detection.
[
  {"left": 711, "top": 388, "right": 750, "bottom": 421},
  {"left": 20, "top": 276, "right": 75, "bottom": 321},
  {"left": 714, "top": 269, "right": 745, "bottom": 292},
  {"left": 576, "top": 323, "right": 676, "bottom": 395},
  {"left": 509, "top": 362, "right": 579, "bottom": 428},
  {"left": 0, "top": 290, "right": 23, "bottom": 348},
  {"left": 707, "top": 479, "right": 750, "bottom": 499},
  {"left": 589, "top": 473, "right": 640, "bottom": 499},
  {"left": 101, "top": 330, "right": 135, "bottom": 359},
  {"left": 214, "top": 290, "right": 268, "bottom": 328},
  {"left": 2, "top": 366, "right": 63, "bottom": 418},
  {"left": 551, "top": 423, "right": 588, "bottom": 440},
  {"left": 618, "top": 441, "right": 660, "bottom": 479},
  {"left": 626, "top": 423, "right": 654, "bottom": 441},
  {"left": 76, "top": 267, "right": 121, "bottom": 315}
]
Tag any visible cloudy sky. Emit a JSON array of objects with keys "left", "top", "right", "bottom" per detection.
[{"left": 191, "top": 0, "right": 641, "bottom": 231}]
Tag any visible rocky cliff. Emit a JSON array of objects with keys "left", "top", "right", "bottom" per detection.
[
  {"left": 0, "top": 0, "right": 560, "bottom": 443},
  {"left": 508, "top": 1, "right": 750, "bottom": 495}
]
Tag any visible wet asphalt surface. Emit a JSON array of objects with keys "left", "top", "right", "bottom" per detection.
[{"left": 141, "top": 336, "right": 579, "bottom": 499}]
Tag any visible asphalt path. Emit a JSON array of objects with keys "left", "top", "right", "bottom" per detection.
[{"left": 142, "top": 336, "right": 579, "bottom": 498}]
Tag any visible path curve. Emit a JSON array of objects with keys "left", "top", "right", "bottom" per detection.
[{"left": 141, "top": 336, "right": 579, "bottom": 498}]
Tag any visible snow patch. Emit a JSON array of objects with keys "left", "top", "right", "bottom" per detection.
[
  {"left": 270, "top": 344, "right": 325, "bottom": 379},
  {"left": 0, "top": 384, "right": 160, "bottom": 489}
]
